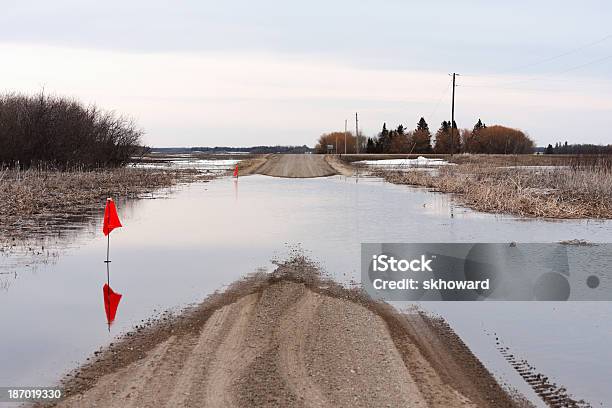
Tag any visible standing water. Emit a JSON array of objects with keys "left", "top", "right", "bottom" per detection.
[{"left": 1, "top": 174, "right": 611, "bottom": 406}]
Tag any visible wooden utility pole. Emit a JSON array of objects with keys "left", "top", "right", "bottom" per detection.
[
  {"left": 344, "top": 119, "right": 348, "bottom": 155},
  {"left": 450, "top": 73, "right": 458, "bottom": 156},
  {"left": 355, "top": 112, "right": 359, "bottom": 154}
]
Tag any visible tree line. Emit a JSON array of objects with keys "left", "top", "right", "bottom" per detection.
[
  {"left": 544, "top": 142, "right": 612, "bottom": 155},
  {"left": 186, "top": 145, "right": 313, "bottom": 154},
  {"left": 365, "top": 118, "right": 534, "bottom": 154},
  {"left": 316, "top": 118, "right": 535, "bottom": 154},
  {"left": 0, "top": 92, "right": 145, "bottom": 169}
]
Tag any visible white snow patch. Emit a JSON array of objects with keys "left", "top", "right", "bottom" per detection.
[
  {"left": 131, "top": 159, "right": 239, "bottom": 173},
  {"left": 356, "top": 156, "right": 454, "bottom": 167},
  {"left": 498, "top": 165, "right": 569, "bottom": 171}
]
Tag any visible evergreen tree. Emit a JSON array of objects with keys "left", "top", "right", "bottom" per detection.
[
  {"left": 388, "top": 124, "right": 410, "bottom": 152},
  {"left": 434, "top": 121, "right": 460, "bottom": 153},
  {"left": 434, "top": 121, "right": 449, "bottom": 153},
  {"left": 473, "top": 118, "right": 486, "bottom": 133},
  {"left": 412, "top": 117, "right": 432, "bottom": 153},
  {"left": 366, "top": 137, "right": 376, "bottom": 153},
  {"left": 416, "top": 117, "right": 429, "bottom": 132},
  {"left": 465, "top": 119, "right": 486, "bottom": 153},
  {"left": 545, "top": 144, "right": 554, "bottom": 154},
  {"left": 450, "top": 120, "right": 460, "bottom": 152},
  {"left": 377, "top": 122, "right": 392, "bottom": 153}
]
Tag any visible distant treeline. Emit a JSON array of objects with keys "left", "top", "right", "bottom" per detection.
[
  {"left": 0, "top": 92, "right": 145, "bottom": 169},
  {"left": 153, "top": 145, "right": 313, "bottom": 154},
  {"left": 544, "top": 142, "right": 612, "bottom": 155},
  {"left": 316, "top": 118, "right": 535, "bottom": 154}
]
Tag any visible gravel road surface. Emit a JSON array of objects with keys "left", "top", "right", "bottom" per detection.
[
  {"left": 54, "top": 260, "right": 522, "bottom": 408},
  {"left": 254, "top": 154, "right": 338, "bottom": 178}
]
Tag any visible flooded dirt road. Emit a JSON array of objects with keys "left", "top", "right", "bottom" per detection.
[
  {"left": 2, "top": 172, "right": 612, "bottom": 406},
  {"left": 254, "top": 154, "right": 338, "bottom": 178},
  {"left": 58, "top": 262, "right": 514, "bottom": 408}
]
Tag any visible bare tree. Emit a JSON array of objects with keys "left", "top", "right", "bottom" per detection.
[{"left": 0, "top": 92, "right": 145, "bottom": 169}]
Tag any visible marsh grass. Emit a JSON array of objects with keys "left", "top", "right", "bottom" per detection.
[
  {"left": 0, "top": 166, "right": 211, "bottom": 238},
  {"left": 379, "top": 158, "right": 612, "bottom": 218}
]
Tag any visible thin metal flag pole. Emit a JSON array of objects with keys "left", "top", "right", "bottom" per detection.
[
  {"left": 105, "top": 256, "right": 110, "bottom": 332},
  {"left": 105, "top": 206, "right": 111, "bottom": 274},
  {"left": 106, "top": 234, "right": 110, "bottom": 280},
  {"left": 104, "top": 199, "right": 111, "bottom": 331}
]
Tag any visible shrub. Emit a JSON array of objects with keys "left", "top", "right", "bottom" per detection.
[
  {"left": 0, "top": 92, "right": 145, "bottom": 169},
  {"left": 315, "top": 132, "right": 356, "bottom": 154},
  {"left": 463, "top": 125, "right": 534, "bottom": 154}
]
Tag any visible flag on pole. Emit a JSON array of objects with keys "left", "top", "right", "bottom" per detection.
[
  {"left": 103, "top": 284, "right": 122, "bottom": 325},
  {"left": 103, "top": 198, "right": 122, "bottom": 236},
  {"left": 233, "top": 164, "right": 239, "bottom": 178}
]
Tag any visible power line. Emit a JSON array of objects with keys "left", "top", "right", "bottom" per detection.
[
  {"left": 429, "top": 78, "right": 452, "bottom": 119},
  {"left": 550, "top": 53, "right": 612, "bottom": 75},
  {"left": 493, "top": 53, "right": 612, "bottom": 87},
  {"left": 462, "top": 33, "right": 612, "bottom": 79},
  {"left": 460, "top": 51, "right": 612, "bottom": 92},
  {"left": 505, "top": 33, "right": 612, "bottom": 73},
  {"left": 458, "top": 84, "right": 566, "bottom": 92}
]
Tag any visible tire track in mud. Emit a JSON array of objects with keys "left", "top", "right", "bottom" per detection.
[
  {"left": 165, "top": 297, "right": 245, "bottom": 407},
  {"left": 305, "top": 296, "right": 432, "bottom": 407},
  {"left": 201, "top": 294, "right": 260, "bottom": 407},
  {"left": 106, "top": 336, "right": 178, "bottom": 408},
  {"left": 494, "top": 334, "right": 591, "bottom": 408},
  {"left": 55, "top": 261, "right": 523, "bottom": 408},
  {"left": 277, "top": 290, "right": 329, "bottom": 407},
  {"left": 58, "top": 336, "right": 180, "bottom": 408}
]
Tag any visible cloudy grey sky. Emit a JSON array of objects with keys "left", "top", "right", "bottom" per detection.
[{"left": 1, "top": 0, "right": 611, "bottom": 147}]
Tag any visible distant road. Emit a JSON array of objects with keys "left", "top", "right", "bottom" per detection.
[{"left": 254, "top": 154, "right": 338, "bottom": 178}]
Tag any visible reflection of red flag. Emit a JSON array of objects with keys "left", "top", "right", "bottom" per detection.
[
  {"left": 103, "top": 284, "right": 122, "bottom": 324},
  {"left": 233, "top": 164, "right": 239, "bottom": 178},
  {"left": 103, "top": 198, "right": 122, "bottom": 236}
]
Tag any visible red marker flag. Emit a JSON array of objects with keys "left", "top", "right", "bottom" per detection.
[
  {"left": 103, "top": 198, "right": 122, "bottom": 236},
  {"left": 233, "top": 164, "right": 239, "bottom": 178},
  {"left": 103, "top": 284, "right": 122, "bottom": 325}
]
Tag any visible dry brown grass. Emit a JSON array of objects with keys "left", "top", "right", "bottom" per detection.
[
  {"left": 0, "top": 166, "right": 212, "bottom": 238},
  {"left": 379, "top": 160, "right": 612, "bottom": 219},
  {"left": 342, "top": 153, "right": 608, "bottom": 167}
]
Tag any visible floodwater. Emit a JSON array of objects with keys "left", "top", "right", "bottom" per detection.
[{"left": 1, "top": 172, "right": 611, "bottom": 406}]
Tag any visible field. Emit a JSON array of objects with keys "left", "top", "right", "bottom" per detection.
[
  {"left": 0, "top": 165, "right": 212, "bottom": 239},
  {"left": 350, "top": 154, "right": 612, "bottom": 219}
]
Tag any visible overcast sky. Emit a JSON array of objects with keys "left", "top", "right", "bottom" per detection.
[{"left": 1, "top": 0, "right": 611, "bottom": 147}]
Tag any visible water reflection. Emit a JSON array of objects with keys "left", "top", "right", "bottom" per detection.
[
  {"left": 0, "top": 174, "right": 611, "bottom": 405},
  {"left": 103, "top": 259, "right": 123, "bottom": 330},
  {"left": 0, "top": 194, "right": 154, "bottom": 284},
  {"left": 103, "top": 282, "right": 122, "bottom": 329}
]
